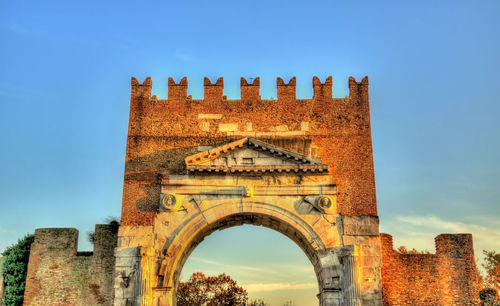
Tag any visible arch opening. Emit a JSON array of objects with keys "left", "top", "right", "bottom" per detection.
[
  {"left": 166, "top": 212, "right": 325, "bottom": 303},
  {"left": 150, "top": 200, "right": 358, "bottom": 306},
  {"left": 179, "top": 224, "right": 320, "bottom": 305}
]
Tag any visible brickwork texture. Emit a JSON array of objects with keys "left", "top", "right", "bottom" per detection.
[
  {"left": 23, "top": 225, "right": 117, "bottom": 306},
  {"left": 380, "top": 233, "right": 480, "bottom": 305}
]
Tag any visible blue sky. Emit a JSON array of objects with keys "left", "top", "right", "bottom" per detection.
[{"left": 1, "top": 0, "right": 499, "bottom": 305}]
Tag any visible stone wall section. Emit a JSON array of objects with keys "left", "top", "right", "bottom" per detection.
[
  {"left": 23, "top": 225, "right": 117, "bottom": 306},
  {"left": 380, "top": 233, "right": 480, "bottom": 305},
  {"left": 341, "top": 216, "right": 381, "bottom": 305}
]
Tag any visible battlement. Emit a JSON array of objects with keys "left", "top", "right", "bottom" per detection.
[
  {"left": 130, "top": 75, "right": 369, "bottom": 102},
  {"left": 380, "top": 233, "right": 474, "bottom": 258},
  {"left": 204, "top": 77, "right": 224, "bottom": 100},
  {"left": 241, "top": 77, "right": 260, "bottom": 101},
  {"left": 31, "top": 228, "right": 79, "bottom": 257},
  {"left": 24, "top": 225, "right": 118, "bottom": 305},
  {"left": 435, "top": 233, "right": 474, "bottom": 257},
  {"left": 380, "top": 233, "right": 479, "bottom": 305}
]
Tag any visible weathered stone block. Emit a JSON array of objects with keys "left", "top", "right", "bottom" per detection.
[{"left": 218, "top": 123, "right": 238, "bottom": 132}]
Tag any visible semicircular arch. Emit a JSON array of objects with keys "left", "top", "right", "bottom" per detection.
[{"left": 158, "top": 200, "right": 332, "bottom": 304}]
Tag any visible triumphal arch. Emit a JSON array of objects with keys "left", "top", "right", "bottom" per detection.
[
  {"left": 23, "top": 75, "right": 480, "bottom": 306},
  {"left": 111, "top": 76, "right": 382, "bottom": 306}
]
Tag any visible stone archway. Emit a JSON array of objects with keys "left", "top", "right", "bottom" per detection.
[{"left": 156, "top": 209, "right": 358, "bottom": 306}]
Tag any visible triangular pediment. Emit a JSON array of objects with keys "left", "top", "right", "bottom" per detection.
[{"left": 185, "top": 138, "right": 328, "bottom": 173}]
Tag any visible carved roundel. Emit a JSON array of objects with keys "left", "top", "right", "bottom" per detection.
[
  {"left": 161, "top": 194, "right": 177, "bottom": 211},
  {"left": 317, "top": 196, "right": 336, "bottom": 214},
  {"left": 318, "top": 196, "right": 332, "bottom": 211}
]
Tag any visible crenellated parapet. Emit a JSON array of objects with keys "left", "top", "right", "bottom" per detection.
[
  {"left": 380, "top": 233, "right": 479, "bottom": 305},
  {"left": 129, "top": 75, "right": 369, "bottom": 103},
  {"left": 313, "top": 76, "right": 333, "bottom": 99},
  {"left": 23, "top": 225, "right": 118, "bottom": 306},
  {"left": 204, "top": 77, "right": 224, "bottom": 100},
  {"left": 131, "top": 76, "right": 152, "bottom": 100},
  {"left": 276, "top": 77, "right": 296, "bottom": 100},
  {"left": 240, "top": 77, "right": 260, "bottom": 101},
  {"left": 167, "top": 77, "right": 188, "bottom": 100}
]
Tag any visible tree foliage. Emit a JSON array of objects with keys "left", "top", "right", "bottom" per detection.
[
  {"left": 1, "top": 234, "right": 34, "bottom": 306},
  {"left": 480, "top": 250, "right": 500, "bottom": 304},
  {"left": 480, "top": 288, "right": 498, "bottom": 305},
  {"left": 397, "top": 246, "right": 430, "bottom": 254},
  {"left": 87, "top": 216, "right": 120, "bottom": 243},
  {"left": 248, "top": 299, "right": 270, "bottom": 306},
  {"left": 177, "top": 272, "right": 248, "bottom": 306},
  {"left": 482, "top": 250, "right": 500, "bottom": 291}
]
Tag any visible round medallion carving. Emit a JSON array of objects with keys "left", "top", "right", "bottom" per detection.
[
  {"left": 161, "top": 194, "right": 177, "bottom": 211},
  {"left": 317, "top": 196, "right": 336, "bottom": 214},
  {"left": 318, "top": 196, "right": 332, "bottom": 210}
]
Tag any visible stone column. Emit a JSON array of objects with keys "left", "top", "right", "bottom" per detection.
[
  {"left": 153, "top": 287, "right": 173, "bottom": 306},
  {"left": 114, "top": 247, "right": 143, "bottom": 306},
  {"left": 343, "top": 254, "right": 360, "bottom": 306},
  {"left": 316, "top": 246, "right": 360, "bottom": 306}
]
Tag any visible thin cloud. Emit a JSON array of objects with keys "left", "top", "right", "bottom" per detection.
[
  {"left": 173, "top": 49, "right": 197, "bottom": 62},
  {"left": 7, "top": 19, "right": 130, "bottom": 51},
  {"left": 189, "top": 256, "right": 314, "bottom": 276},
  {"left": 0, "top": 82, "right": 54, "bottom": 100},
  {"left": 8, "top": 20, "right": 31, "bottom": 36},
  {"left": 0, "top": 227, "right": 20, "bottom": 253},
  {"left": 189, "top": 256, "right": 269, "bottom": 273},
  {"left": 385, "top": 215, "right": 500, "bottom": 271},
  {"left": 395, "top": 215, "right": 500, "bottom": 245},
  {"left": 243, "top": 282, "right": 317, "bottom": 293}
]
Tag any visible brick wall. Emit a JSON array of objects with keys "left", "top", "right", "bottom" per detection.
[
  {"left": 122, "top": 76, "right": 377, "bottom": 226},
  {"left": 380, "top": 233, "right": 480, "bottom": 305},
  {"left": 23, "top": 225, "right": 117, "bottom": 306}
]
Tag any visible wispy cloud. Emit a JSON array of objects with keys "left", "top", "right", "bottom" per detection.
[
  {"left": 173, "top": 49, "right": 197, "bottom": 62},
  {"left": 0, "top": 82, "right": 54, "bottom": 100},
  {"left": 7, "top": 19, "right": 131, "bottom": 51},
  {"left": 0, "top": 226, "right": 20, "bottom": 253},
  {"left": 397, "top": 215, "right": 488, "bottom": 233},
  {"left": 8, "top": 20, "right": 35, "bottom": 36},
  {"left": 383, "top": 215, "right": 500, "bottom": 271},
  {"left": 243, "top": 282, "right": 317, "bottom": 293},
  {"left": 395, "top": 215, "right": 500, "bottom": 248},
  {"left": 189, "top": 256, "right": 314, "bottom": 276},
  {"left": 185, "top": 256, "right": 316, "bottom": 283},
  {"left": 189, "top": 256, "right": 269, "bottom": 273},
  {"left": 0, "top": 227, "right": 18, "bottom": 237}
]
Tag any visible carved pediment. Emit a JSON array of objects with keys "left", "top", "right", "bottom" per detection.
[{"left": 185, "top": 138, "right": 328, "bottom": 173}]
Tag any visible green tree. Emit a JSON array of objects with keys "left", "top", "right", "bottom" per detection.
[
  {"left": 177, "top": 272, "right": 248, "bottom": 306},
  {"left": 1, "top": 234, "right": 34, "bottom": 306},
  {"left": 479, "top": 250, "right": 500, "bottom": 305},
  {"left": 482, "top": 250, "right": 500, "bottom": 292},
  {"left": 248, "top": 299, "right": 269, "bottom": 306}
]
